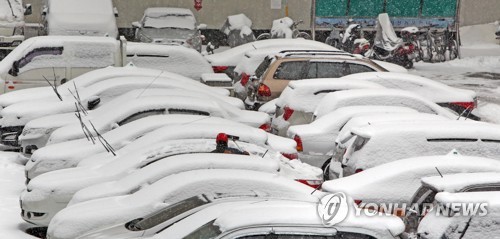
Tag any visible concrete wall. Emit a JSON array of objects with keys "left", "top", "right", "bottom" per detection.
[{"left": 460, "top": 0, "right": 500, "bottom": 26}]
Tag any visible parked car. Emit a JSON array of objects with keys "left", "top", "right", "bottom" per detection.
[
  {"left": 45, "top": 169, "right": 322, "bottom": 238},
  {"left": 342, "top": 72, "right": 478, "bottom": 117},
  {"left": 205, "top": 39, "right": 337, "bottom": 77},
  {"left": 0, "top": 0, "right": 31, "bottom": 58},
  {"left": 290, "top": 109, "right": 444, "bottom": 168},
  {"left": 406, "top": 172, "right": 500, "bottom": 235},
  {"left": 25, "top": 120, "right": 298, "bottom": 180},
  {"left": 270, "top": 78, "right": 385, "bottom": 136},
  {"left": 417, "top": 191, "right": 500, "bottom": 239},
  {"left": 41, "top": 0, "right": 118, "bottom": 37},
  {"left": 313, "top": 89, "right": 460, "bottom": 120},
  {"left": 243, "top": 50, "right": 394, "bottom": 109},
  {"left": 152, "top": 199, "right": 405, "bottom": 239},
  {"left": 132, "top": 8, "right": 205, "bottom": 52},
  {"left": 334, "top": 120, "right": 500, "bottom": 177}
]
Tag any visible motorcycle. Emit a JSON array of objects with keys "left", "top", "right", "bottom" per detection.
[{"left": 221, "top": 14, "right": 256, "bottom": 48}]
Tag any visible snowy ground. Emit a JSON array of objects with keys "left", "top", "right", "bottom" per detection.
[{"left": 0, "top": 23, "right": 499, "bottom": 238}]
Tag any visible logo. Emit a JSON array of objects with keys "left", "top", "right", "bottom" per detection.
[{"left": 317, "top": 192, "right": 349, "bottom": 226}]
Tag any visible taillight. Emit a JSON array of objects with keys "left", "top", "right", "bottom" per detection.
[
  {"left": 294, "top": 135, "right": 303, "bottom": 152},
  {"left": 296, "top": 179, "right": 323, "bottom": 189},
  {"left": 354, "top": 200, "right": 362, "bottom": 205},
  {"left": 240, "top": 73, "right": 250, "bottom": 86},
  {"left": 408, "top": 43, "right": 415, "bottom": 53},
  {"left": 257, "top": 84, "right": 271, "bottom": 97},
  {"left": 281, "top": 153, "right": 298, "bottom": 160},
  {"left": 212, "top": 66, "right": 228, "bottom": 73},
  {"left": 355, "top": 168, "right": 363, "bottom": 174},
  {"left": 451, "top": 102, "right": 475, "bottom": 109},
  {"left": 283, "top": 106, "right": 294, "bottom": 121},
  {"left": 259, "top": 123, "right": 271, "bottom": 132}
]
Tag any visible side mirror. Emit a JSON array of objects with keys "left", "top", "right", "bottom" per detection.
[
  {"left": 197, "top": 24, "right": 207, "bottom": 30},
  {"left": 9, "top": 61, "right": 19, "bottom": 76},
  {"left": 41, "top": 6, "right": 48, "bottom": 16},
  {"left": 87, "top": 96, "right": 101, "bottom": 110},
  {"left": 113, "top": 7, "right": 119, "bottom": 17},
  {"left": 132, "top": 21, "right": 141, "bottom": 28},
  {"left": 24, "top": 4, "right": 32, "bottom": 16}
]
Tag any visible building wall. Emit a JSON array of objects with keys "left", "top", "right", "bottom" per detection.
[{"left": 460, "top": 0, "right": 500, "bottom": 26}]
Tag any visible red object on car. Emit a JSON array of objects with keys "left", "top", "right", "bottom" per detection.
[
  {"left": 240, "top": 73, "right": 250, "bottom": 86},
  {"left": 451, "top": 102, "right": 475, "bottom": 109},
  {"left": 294, "top": 135, "right": 303, "bottom": 152},
  {"left": 296, "top": 179, "right": 323, "bottom": 189},
  {"left": 212, "top": 66, "right": 228, "bottom": 73},
  {"left": 257, "top": 84, "right": 271, "bottom": 97},
  {"left": 283, "top": 106, "right": 294, "bottom": 121},
  {"left": 259, "top": 123, "right": 271, "bottom": 132}
]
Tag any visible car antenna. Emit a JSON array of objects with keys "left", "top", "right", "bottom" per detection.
[
  {"left": 136, "top": 71, "right": 163, "bottom": 99},
  {"left": 88, "top": 120, "right": 116, "bottom": 156},
  {"left": 435, "top": 167, "right": 443, "bottom": 178},
  {"left": 261, "top": 149, "right": 268, "bottom": 158},
  {"left": 68, "top": 89, "right": 88, "bottom": 115},
  {"left": 251, "top": 44, "right": 257, "bottom": 50},
  {"left": 43, "top": 75, "right": 62, "bottom": 101},
  {"left": 74, "top": 103, "right": 95, "bottom": 144}
]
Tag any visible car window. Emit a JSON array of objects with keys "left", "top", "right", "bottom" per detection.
[
  {"left": 463, "top": 185, "right": 500, "bottom": 192},
  {"left": 316, "top": 62, "right": 349, "bottom": 78},
  {"left": 14, "top": 47, "right": 64, "bottom": 73},
  {"left": 168, "top": 109, "right": 210, "bottom": 116},
  {"left": 348, "top": 63, "right": 376, "bottom": 74},
  {"left": 118, "top": 109, "right": 166, "bottom": 126},
  {"left": 306, "top": 62, "right": 318, "bottom": 78},
  {"left": 255, "top": 56, "right": 273, "bottom": 78},
  {"left": 352, "top": 136, "right": 369, "bottom": 152},
  {"left": 273, "top": 61, "right": 308, "bottom": 80},
  {"left": 184, "top": 219, "right": 222, "bottom": 239},
  {"left": 127, "top": 195, "right": 210, "bottom": 231},
  {"left": 236, "top": 232, "right": 376, "bottom": 238}
]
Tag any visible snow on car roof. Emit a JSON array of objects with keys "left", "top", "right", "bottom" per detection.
[
  {"left": 322, "top": 154, "right": 500, "bottom": 204},
  {"left": 0, "top": 0, "right": 24, "bottom": 21},
  {"left": 313, "top": 89, "right": 458, "bottom": 119},
  {"left": 204, "top": 39, "right": 336, "bottom": 66},
  {"left": 351, "top": 120, "right": 500, "bottom": 140},
  {"left": 213, "top": 200, "right": 404, "bottom": 237},
  {"left": 288, "top": 106, "right": 418, "bottom": 138},
  {"left": 342, "top": 72, "right": 476, "bottom": 102},
  {"left": 49, "top": 0, "right": 113, "bottom": 14},
  {"left": 422, "top": 172, "right": 500, "bottom": 193},
  {"left": 435, "top": 191, "right": 500, "bottom": 208},
  {"left": 276, "top": 78, "right": 385, "bottom": 112},
  {"left": 70, "top": 153, "right": 280, "bottom": 204},
  {"left": 144, "top": 7, "right": 194, "bottom": 17},
  {"left": 336, "top": 112, "right": 448, "bottom": 144},
  {"left": 48, "top": 169, "right": 320, "bottom": 239}
]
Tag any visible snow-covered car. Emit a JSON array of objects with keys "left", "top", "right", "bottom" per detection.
[
  {"left": 313, "top": 89, "right": 460, "bottom": 120},
  {"left": 19, "top": 94, "right": 267, "bottom": 151},
  {"left": 335, "top": 120, "right": 500, "bottom": 177},
  {"left": 289, "top": 109, "right": 444, "bottom": 168},
  {"left": 417, "top": 191, "right": 500, "bottom": 239},
  {"left": 205, "top": 38, "right": 337, "bottom": 76},
  {"left": 405, "top": 172, "right": 500, "bottom": 234},
  {"left": 322, "top": 152, "right": 500, "bottom": 206},
  {"left": 45, "top": 169, "right": 323, "bottom": 238},
  {"left": 132, "top": 8, "right": 205, "bottom": 52},
  {"left": 151, "top": 199, "right": 405, "bottom": 239},
  {"left": 25, "top": 119, "right": 298, "bottom": 180},
  {"left": 270, "top": 78, "right": 385, "bottom": 136},
  {"left": 342, "top": 72, "right": 478, "bottom": 116}
]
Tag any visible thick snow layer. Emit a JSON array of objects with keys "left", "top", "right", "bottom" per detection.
[
  {"left": 422, "top": 172, "right": 500, "bottom": 193},
  {"left": 204, "top": 39, "right": 337, "bottom": 66},
  {"left": 322, "top": 155, "right": 500, "bottom": 205},
  {"left": 0, "top": 0, "right": 24, "bottom": 22},
  {"left": 143, "top": 8, "right": 195, "bottom": 30},
  {"left": 223, "top": 14, "right": 252, "bottom": 34},
  {"left": 372, "top": 60, "right": 408, "bottom": 73},
  {"left": 270, "top": 17, "right": 294, "bottom": 39},
  {"left": 275, "top": 78, "right": 385, "bottom": 112},
  {"left": 342, "top": 72, "right": 476, "bottom": 103},
  {"left": 47, "top": 169, "right": 320, "bottom": 239},
  {"left": 126, "top": 43, "right": 213, "bottom": 80},
  {"left": 313, "top": 89, "right": 458, "bottom": 119}
]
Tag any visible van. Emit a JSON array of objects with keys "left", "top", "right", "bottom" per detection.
[
  {"left": 0, "top": 35, "right": 127, "bottom": 93},
  {"left": 0, "top": 0, "right": 31, "bottom": 58},
  {"left": 40, "top": 0, "right": 118, "bottom": 38}
]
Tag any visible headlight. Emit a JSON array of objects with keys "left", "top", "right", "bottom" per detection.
[{"left": 13, "top": 26, "right": 24, "bottom": 36}]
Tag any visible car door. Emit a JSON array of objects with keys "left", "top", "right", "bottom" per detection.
[{"left": 265, "top": 59, "right": 308, "bottom": 98}]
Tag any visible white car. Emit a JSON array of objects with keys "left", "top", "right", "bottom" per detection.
[
  {"left": 313, "top": 89, "right": 460, "bottom": 120},
  {"left": 322, "top": 152, "right": 500, "bottom": 205},
  {"left": 20, "top": 94, "right": 268, "bottom": 150},
  {"left": 342, "top": 72, "right": 478, "bottom": 115},
  {"left": 152, "top": 199, "right": 405, "bottom": 239},
  {"left": 25, "top": 121, "right": 299, "bottom": 180},
  {"left": 45, "top": 169, "right": 323, "bottom": 239},
  {"left": 289, "top": 109, "right": 445, "bottom": 168},
  {"left": 270, "top": 78, "right": 385, "bottom": 136},
  {"left": 336, "top": 120, "right": 500, "bottom": 177},
  {"left": 417, "top": 191, "right": 500, "bottom": 239}
]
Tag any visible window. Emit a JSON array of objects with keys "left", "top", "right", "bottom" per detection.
[
  {"left": 273, "top": 61, "right": 308, "bottom": 80},
  {"left": 352, "top": 136, "right": 369, "bottom": 152},
  {"left": 168, "top": 109, "right": 209, "bottom": 116},
  {"left": 184, "top": 219, "right": 222, "bottom": 239},
  {"left": 316, "top": 62, "right": 349, "bottom": 78},
  {"left": 118, "top": 109, "right": 165, "bottom": 126},
  {"left": 426, "top": 138, "right": 478, "bottom": 142},
  {"left": 463, "top": 185, "right": 500, "bottom": 192},
  {"left": 127, "top": 195, "right": 210, "bottom": 231},
  {"left": 236, "top": 232, "right": 375, "bottom": 238},
  {"left": 306, "top": 62, "right": 318, "bottom": 78},
  {"left": 348, "top": 64, "right": 376, "bottom": 74},
  {"left": 255, "top": 56, "right": 273, "bottom": 78},
  {"left": 11, "top": 47, "right": 64, "bottom": 75}
]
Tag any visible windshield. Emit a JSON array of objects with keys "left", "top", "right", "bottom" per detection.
[
  {"left": 144, "top": 15, "right": 195, "bottom": 29},
  {"left": 139, "top": 27, "right": 195, "bottom": 40}
]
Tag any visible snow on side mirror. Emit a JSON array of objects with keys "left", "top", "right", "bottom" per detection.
[
  {"left": 87, "top": 96, "right": 101, "bottom": 110},
  {"left": 197, "top": 24, "right": 207, "bottom": 30},
  {"left": 132, "top": 21, "right": 141, "bottom": 28},
  {"left": 24, "top": 4, "right": 32, "bottom": 15}
]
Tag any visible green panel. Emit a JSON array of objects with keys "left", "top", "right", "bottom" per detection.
[
  {"left": 348, "top": 0, "right": 384, "bottom": 17},
  {"left": 316, "top": 0, "right": 348, "bottom": 17},
  {"left": 386, "top": 0, "right": 420, "bottom": 17},
  {"left": 422, "top": 0, "right": 457, "bottom": 17}
]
